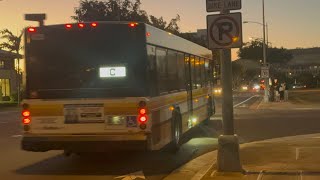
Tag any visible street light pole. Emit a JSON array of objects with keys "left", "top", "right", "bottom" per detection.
[{"left": 262, "top": 0, "right": 269, "bottom": 102}]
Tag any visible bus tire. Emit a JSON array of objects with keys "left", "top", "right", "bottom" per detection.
[{"left": 171, "top": 107, "right": 182, "bottom": 152}]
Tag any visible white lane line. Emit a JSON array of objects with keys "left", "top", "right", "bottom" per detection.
[
  {"left": 296, "top": 148, "right": 300, "bottom": 160},
  {"left": 233, "top": 95, "right": 258, "bottom": 108},
  {"left": 11, "top": 135, "right": 22, "bottom": 138},
  {"left": 256, "top": 170, "right": 264, "bottom": 180}
]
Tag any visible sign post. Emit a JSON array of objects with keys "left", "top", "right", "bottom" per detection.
[{"left": 207, "top": 0, "right": 243, "bottom": 173}]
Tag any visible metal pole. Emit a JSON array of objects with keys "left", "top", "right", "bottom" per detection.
[
  {"left": 266, "top": 23, "right": 269, "bottom": 48},
  {"left": 17, "top": 59, "right": 20, "bottom": 105},
  {"left": 262, "top": 0, "right": 269, "bottom": 102},
  {"left": 216, "top": 9, "right": 242, "bottom": 173},
  {"left": 220, "top": 48, "right": 234, "bottom": 135}
]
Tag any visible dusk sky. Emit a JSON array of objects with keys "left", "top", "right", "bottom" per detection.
[{"left": 0, "top": 0, "right": 319, "bottom": 49}]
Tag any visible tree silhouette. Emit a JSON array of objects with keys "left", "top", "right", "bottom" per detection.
[{"left": 72, "top": 0, "right": 181, "bottom": 34}]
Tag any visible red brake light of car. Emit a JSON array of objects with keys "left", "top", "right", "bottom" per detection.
[
  {"left": 91, "top": 22, "right": 98, "bottom": 27},
  {"left": 65, "top": 24, "right": 73, "bottom": 29},
  {"left": 27, "top": 27, "right": 36, "bottom": 33}
]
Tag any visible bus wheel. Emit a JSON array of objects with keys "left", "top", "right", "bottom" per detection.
[{"left": 171, "top": 107, "right": 182, "bottom": 152}]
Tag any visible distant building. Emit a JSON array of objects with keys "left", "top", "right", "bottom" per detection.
[
  {"left": 284, "top": 48, "right": 320, "bottom": 76},
  {"left": 0, "top": 49, "right": 22, "bottom": 100},
  {"left": 181, "top": 29, "right": 208, "bottom": 47}
]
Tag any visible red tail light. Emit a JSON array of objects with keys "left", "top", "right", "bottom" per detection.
[
  {"left": 138, "top": 115, "right": 147, "bottom": 123},
  {"left": 27, "top": 27, "right": 36, "bottom": 33},
  {"left": 23, "top": 117, "right": 31, "bottom": 125},
  {"left": 138, "top": 101, "right": 148, "bottom": 124},
  {"left": 22, "top": 110, "right": 30, "bottom": 117},
  {"left": 22, "top": 109, "right": 31, "bottom": 125},
  {"left": 139, "top": 108, "right": 146, "bottom": 115}
]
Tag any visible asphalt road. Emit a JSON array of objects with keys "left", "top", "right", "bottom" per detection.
[{"left": 2, "top": 90, "right": 319, "bottom": 180}]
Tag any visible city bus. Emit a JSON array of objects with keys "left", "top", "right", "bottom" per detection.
[{"left": 21, "top": 21, "right": 215, "bottom": 154}]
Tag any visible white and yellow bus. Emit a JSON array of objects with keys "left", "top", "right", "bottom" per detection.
[{"left": 21, "top": 22, "right": 215, "bottom": 153}]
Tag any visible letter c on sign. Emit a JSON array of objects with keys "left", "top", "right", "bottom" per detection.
[{"left": 110, "top": 68, "right": 116, "bottom": 76}]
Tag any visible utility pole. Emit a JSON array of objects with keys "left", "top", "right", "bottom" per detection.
[{"left": 262, "top": 0, "right": 269, "bottom": 102}]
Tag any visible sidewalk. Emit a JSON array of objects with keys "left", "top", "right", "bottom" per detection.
[
  {"left": 165, "top": 133, "right": 320, "bottom": 180},
  {"left": 255, "top": 100, "right": 320, "bottom": 110}
]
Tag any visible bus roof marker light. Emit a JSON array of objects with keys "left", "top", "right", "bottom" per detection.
[
  {"left": 78, "top": 23, "right": 85, "bottom": 28},
  {"left": 146, "top": 32, "right": 151, "bottom": 37},
  {"left": 91, "top": 22, "right": 98, "bottom": 27},
  {"left": 65, "top": 24, "right": 72, "bottom": 29},
  {"left": 27, "top": 27, "right": 36, "bottom": 33},
  {"left": 129, "top": 22, "right": 138, "bottom": 28}
]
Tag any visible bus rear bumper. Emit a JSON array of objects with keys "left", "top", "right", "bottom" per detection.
[{"left": 22, "top": 134, "right": 148, "bottom": 152}]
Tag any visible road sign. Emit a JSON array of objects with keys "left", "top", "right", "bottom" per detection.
[
  {"left": 25, "top": 14, "right": 46, "bottom": 21},
  {"left": 206, "top": 0, "right": 242, "bottom": 12},
  {"left": 261, "top": 66, "right": 269, "bottom": 78},
  {"left": 207, "top": 13, "right": 243, "bottom": 49}
]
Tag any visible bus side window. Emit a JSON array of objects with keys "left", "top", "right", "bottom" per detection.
[
  {"left": 156, "top": 48, "right": 168, "bottom": 94},
  {"left": 147, "top": 45, "right": 158, "bottom": 96},
  {"left": 195, "top": 56, "right": 201, "bottom": 89},
  {"left": 167, "top": 50, "right": 178, "bottom": 92},
  {"left": 177, "top": 53, "right": 185, "bottom": 91},
  {"left": 190, "top": 56, "right": 196, "bottom": 89},
  {"left": 184, "top": 55, "right": 192, "bottom": 91},
  {"left": 205, "top": 60, "right": 210, "bottom": 87},
  {"left": 200, "top": 58, "right": 205, "bottom": 87}
]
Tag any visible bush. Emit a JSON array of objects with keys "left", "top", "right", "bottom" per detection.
[{"left": 2, "top": 96, "right": 11, "bottom": 101}]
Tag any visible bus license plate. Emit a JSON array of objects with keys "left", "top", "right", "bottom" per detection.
[{"left": 64, "top": 104, "right": 104, "bottom": 124}]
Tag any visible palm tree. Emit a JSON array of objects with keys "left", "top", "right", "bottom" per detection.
[{"left": 0, "top": 29, "right": 23, "bottom": 104}]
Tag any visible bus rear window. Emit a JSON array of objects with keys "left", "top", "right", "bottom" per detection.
[{"left": 25, "top": 23, "right": 148, "bottom": 99}]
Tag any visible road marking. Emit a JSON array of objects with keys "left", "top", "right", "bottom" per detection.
[
  {"left": 256, "top": 170, "right": 264, "bottom": 180},
  {"left": 300, "top": 170, "right": 303, "bottom": 180},
  {"left": 294, "top": 108, "right": 320, "bottom": 110},
  {"left": 233, "top": 95, "right": 258, "bottom": 108},
  {"left": 0, "top": 111, "right": 19, "bottom": 114},
  {"left": 11, "top": 135, "right": 22, "bottom": 138},
  {"left": 114, "top": 171, "right": 146, "bottom": 180},
  {"left": 296, "top": 148, "right": 300, "bottom": 160}
]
